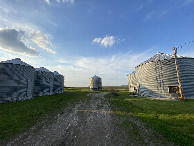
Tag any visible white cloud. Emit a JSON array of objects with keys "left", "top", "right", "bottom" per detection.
[
  {"left": 0, "top": 28, "right": 39, "bottom": 57},
  {"left": 55, "top": 0, "right": 74, "bottom": 4},
  {"left": 93, "top": 35, "right": 123, "bottom": 48},
  {"left": 45, "top": 0, "right": 50, "bottom": 4},
  {"left": 0, "top": 14, "right": 56, "bottom": 55},
  {"left": 62, "top": 0, "right": 74, "bottom": 4},
  {"left": 31, "top": 31, "right": 56, "bottom": 54},
  {"left": 145, "top": 10, "right": 169, "bottom": 20},
  {"left": 93, "top": 38, "right": 102, "bottom": 43},
  {"left": 184, "top": 0, "right": 193, "bottom": 5}
]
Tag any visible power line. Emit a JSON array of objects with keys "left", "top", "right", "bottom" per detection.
[{"left": 175, "top": 40, "right": 194, "bottom": 49}]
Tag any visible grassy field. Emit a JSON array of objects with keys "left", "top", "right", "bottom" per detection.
[
  {"left": 0, "top": 89, "right": 89, "bottom": 141},
  {"left": 0, "top": 86, "right": 126, "bottom": 142},
  {"left": 2, "top": 86, "right": 193, "bottom": 145},
  {"left": 107, "top": 91, "right": 194, "bottom": 146}
]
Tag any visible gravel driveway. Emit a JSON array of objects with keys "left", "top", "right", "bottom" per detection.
[{"left": 5, "top": 92, "right": 174, "bottom": 146}]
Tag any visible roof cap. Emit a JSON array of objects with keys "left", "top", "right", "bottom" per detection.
[
  {"left": 36, "top": 67, "right": 51, "bottom": 72},
  {"left": 1, "top": 58, "right": 31, "bottom": 66},
  {"left": 91, "top": 75, "right": 101, "bottom": 79},
  {"left": 139, "top": 52, "right": 188, "bottom": 66},
  {"left": 53, "top": 71, "right": 61, "bottom": 75}
]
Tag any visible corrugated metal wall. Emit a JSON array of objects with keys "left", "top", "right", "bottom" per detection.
[
  {"left": 53, "top": 75, "right": 64, "bottom": 94},
  {"left": 178, "top": 58, "right": 194, "bottom": 98},
  {"left": 128, "top": 73, "right": 137, "bottom": 92},
  {"left": 34, "top": 71, "right": 54, "bottom": 96},
  {"left": 89, "top": 76, "right": 102, "bottom": 91},
  {"left": 0, "top": 63, "right": 35, "bottom": 102},
  {"left": 134, "top": 58, "right": 194, "bottom": 99}
]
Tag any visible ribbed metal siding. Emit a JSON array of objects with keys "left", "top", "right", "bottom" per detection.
[
  {"left": 34, "top": 71, "right": 54, "bottom": 97},
  {"left": 128, "top": 73, "right": 137, "bottom": 92},
  {"left": 178, "top": 58, "right": 194, "bottom": 98},
  {"left": 89, "top": 77, "right": 102, "bottom": 91},
  {"left": 53, "top": 75, "right": 64, "bottom": 94},
  {"left": 135, "top": 58, "right": 194, "bottom": 99},
  {"left": 0, "top": 63, "right": 35, "bottom": 102}
]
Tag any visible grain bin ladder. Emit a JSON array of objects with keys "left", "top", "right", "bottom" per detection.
[{"left": 173, "top": 47, "right": 184, "bottom": 100}]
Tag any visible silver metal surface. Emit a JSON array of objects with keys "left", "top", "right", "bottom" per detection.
[
  {"left": 0, "top": 63, "right": 35, "bottom": 102},
  {"left": 129, "top": 53, "right": 194, "bottom": 99},
  {"left": 34, "top": 70, "right": 54, "bottom": 97},
  {"left": 89, "top": 75, "right": 102, "bottom": 91}
]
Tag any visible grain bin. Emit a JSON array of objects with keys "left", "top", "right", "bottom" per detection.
[
  {"left": 129, "top": 52, "right": 194, "bottom": 99},
  {"left": 128, "top": 72, "right": 137, "bottom": 92},
  {"left": 89, "top": 75, "right": 102, "bottom": 91},
  {"left": 34, "top": 67, "right": 54, "bottom": 97},
  {"left": 53, "top": 71, "right": 64, "bottom": 94},
  {"left": 0, "top": 58, "right": 35, "bottom": 103}
]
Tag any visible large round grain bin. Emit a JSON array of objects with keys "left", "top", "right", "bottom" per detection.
[
  {"left": 53, "top": 71, "right": 64, "bottom": 94},
  {"left": 0, "top": 58, "right": 35, "bottom": 103},
  {"left": 133, "top": 52, "right": 194, "bottom": 99},
  {"left": 34, "top": 67, "right": 54, "bottom": 97},
  {"left": 89, "top": 75, "right": 102, "bottom": 91}
]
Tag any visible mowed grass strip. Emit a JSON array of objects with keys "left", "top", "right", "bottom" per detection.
[
  {"left": 107, "top": 92, "right": 194, "bottom": 146},
  {"left": 0, "top": 90, "right": 89, "bottom": 141}
]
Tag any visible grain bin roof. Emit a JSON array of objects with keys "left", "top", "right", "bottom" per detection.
[
  {"left": 36, "top": 67, "right": 51, "bottom": 72},
  {"left": 1, "top": 58, "right": 32, "bottom": 67},
  {"left": 91, "top": 75, "right": 101, "bottom": 79},
  {"left": 54, "top": 71, "right": 61, "bottom": 76},
  {"left": 136, "top": 52, "right": 190, "bottom": 67}
]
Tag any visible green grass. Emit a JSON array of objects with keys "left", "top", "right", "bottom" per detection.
[
  {"left": 64, "top": 87, "right": 90, "bottom": 92},
  {"left": 106, "top": 92, "right": 194, "bottom": 146},
  {"left": 0, "top": 90, "right": 89, "bottom": 141},
  {"left": 102, "top": 86, "right": 129, "bottom": 92}
]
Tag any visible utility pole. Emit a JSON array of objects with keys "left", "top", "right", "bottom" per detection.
[{"left": 173, "top": 47, "right": 184, "bottom": 100}]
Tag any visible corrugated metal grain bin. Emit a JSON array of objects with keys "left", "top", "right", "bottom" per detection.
[
  {"left": 34, "top": 67, "right": 54, "bottom": 97},
  {"left": 128, "top": 72, "right": 137, "bottom": 92},
  {"left": 53, "top": 71, "right": 64, "bottom": 94},
  {"left": 89, "top": 75, "right": 102, "bottom": 91},
  {"left": 133, "top": 52, "right": 194, "bottom": 99},
  {"left": 0, "top": 58, "right": 35, "bottom": 103}
]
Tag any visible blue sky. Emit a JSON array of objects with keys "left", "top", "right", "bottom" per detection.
[{"left": 0, "top": 0, "right": 194, "bottom": 86}]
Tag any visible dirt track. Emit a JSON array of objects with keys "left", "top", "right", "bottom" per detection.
[{"left": 5, "top": 93, "right": 174, "bottom": 146}]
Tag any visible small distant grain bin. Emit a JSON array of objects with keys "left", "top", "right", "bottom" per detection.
[
  {"left": 34, "top": 67, "right": 54, "bottom": 97},
  {"left": 127, "top": 71, "right": 137, "bottom": 92},
  {"left": 53, "top": 71, "right": 64, "bottom": 94},
  {"left": 89, "top": 75, "right": 102, "bottom": 91},
  {"left": 0, "top": 58, "right": 35, "bottom": 102},
  {"left": 128, "top": 52, "right": 194, "bottom": 99}
]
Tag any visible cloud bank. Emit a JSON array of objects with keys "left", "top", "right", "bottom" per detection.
[
  {"left": 0, "top": 26, "right": 55, "bottom": 56},
  {"left": 46, "top": 51, "right": 153, "bottom": 87},
  {"left": 0, "top": 28, "right": 39, "bottom": 56}
]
